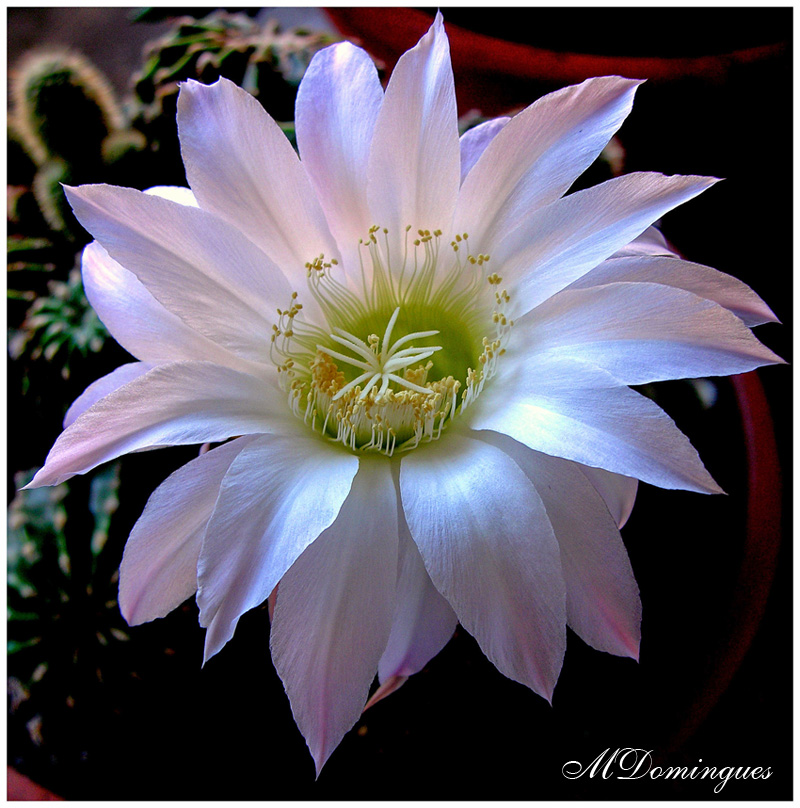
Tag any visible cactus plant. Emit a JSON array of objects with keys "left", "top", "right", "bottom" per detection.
[
  {"left": 7, "top": 463, "right": 133, "bottom": 783},
  {"left": 129, "top": 9, "right": 336, "bottom": 173},
  {"left": 8, "top": 464, "right": 124, "bottom": 700},
  {"left": 9, "top": 48, "right": 147, "bottom": 238},
  {"left": 11, "top": 49, "right": 124, "bottom": 167},
  {"left": 9, "top": 265, "right": 108, "bottom": 380}
]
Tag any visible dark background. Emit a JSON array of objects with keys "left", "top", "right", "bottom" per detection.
[{"left": 7, "top": 6, "right": 792, "bottom": 800}]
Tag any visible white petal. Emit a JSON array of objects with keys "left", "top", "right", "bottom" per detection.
[
  {"left": 27, "top": 361, "right": 290, "bottom": 488},
  {"left": 467, "top": 355, "right": 723, "bottom": 494},
  {"left": 197, "top": 434, "right": 359, "bottom": 661},
  {"left": 367, "top": 12, "right": 460, "bottom": 250},
  {"left": 296, "top": 41, "right": 383, "bottom": 278},
  {"left": 65, "top": 184, "right": 291, "bottom": 364},
  {"left": 377, "top": 498, "right": 457, "bottom": 684},
  {"left": 478, "top": 431, "right": 641, "bottom": 659},
  {"left": 520, "top": 281, "right": 783, "bottom": 385},
  {"left": 459, "top": 117, "right": 510, "bottom": 184},
  {"left": 457, "top": 76, "right": 642, "bottom": 249},
  {"left": 270, "top": 457, "right": 397, "bottom": 774},
  {"left": 567, "top": 254, "right": 779, "bottom": 326},
  {"left": 144, "top": 185, "right": 199, "bottom": 206},
  {"left": 611, "top": 226, "right": 676, "bottom": 258},
  {"left": 81, "top": 242, "right": 269, "bottom": 376},
  {"left": 576, "top": 465, "right": 638, "bottom": 529},
  {"left": 496, "top": 172, "right": 718, "bottom": 317},
  {"left": 177, "top": 78, "right": 339, "bottom": 281},
  {"left": 400, "top": 433, "right": 566, "bottom": 701},
  {"left": 119, "top": 436, "right": 258, "bottom": 625},
  {"left": 64, "top": 362, "right": 153, "bottom": 428}
]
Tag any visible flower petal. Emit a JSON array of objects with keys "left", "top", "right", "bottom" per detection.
[
  {"left": 367, "top": 12, "right": 460, "bottom": 250},
  {"left": 459, "top": 117, "right": 510, "bottom": 184},
  {"left": 296, "top": 41, "right": 383, "bottom": 277},
  {"left": 81, "top": 241, "right": 269, "bottom": 376},
  {"left": 270, "top": 457, "right": 397, "bottom": 774},
  {"left": 64, "top": 362, "right": 153, "bottom": 428},
  {"left": 457, "top": 76, "right": 642, "bottom": 249},
  {"left": 197, "top": 434, "right": 359, "bottom": 662},
  {"left": 27, "top": 361, "right": 290, "bottom": 488},
  {"left": 478, "top": 431, "right": 641, "bottom": 659},
  {"left": 496, "top": 172, "right": 718, "bottom": 317},
  {"left": 364, "top": 675, "right": 408, "bottom": 711},
  {"left": 377, "top": 494, "right": 457, "bottom": 684},
  {"left": 611, "top": 226, "right": 676, "bottom": 258},
  {"left": 177, "top": 78, "right": 339, "bottom": 280},
  {"left": 144, "top": 185, "right": 199, "bottom": 207},
  {"left": 467, "top": 355, "right": 723, "bottom": 493},
  {"left": 567, "top": 254, "right": 779, "bottom": 326},
  {"left": 575, "top": 465, "right": 638, "bottom": 529},
  {"left": 519, "top": 281, "right": 783, "bottom": 385},
  {"left": 400, "top": 432, "right": 566, "bottom": 702},
  {"left": 119, "top": 436, "right": 258, "bottom": 626},
  {"left": 65, "top": 184, "right": 292, "bottom": 363}
]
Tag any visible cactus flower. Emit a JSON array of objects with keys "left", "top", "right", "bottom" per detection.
[{"left": 28, "top": 13, "right": 782, "bottom": 774}]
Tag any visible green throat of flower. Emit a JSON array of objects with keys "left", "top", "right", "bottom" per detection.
[{"left": 270, "top": 226, "right": 513, "bottom": 455}]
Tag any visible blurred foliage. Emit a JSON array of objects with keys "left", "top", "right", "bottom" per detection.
[
  {"left": 132, "top": 7, "right": 262, "bottom": 23},
  {"left": 8, "top": 465, "right": 127, "bottom": 748},
  {"left": 9, "top": 49, "right": 141, "bottom": 239},
  {"left": 129, "top": 10, "right": 335, "bottom": 173},
  {"left": 8, "top": 465, "right": 124, "bottom": 658},
  {"left": 9, "top": 267, "right": 107, "bottom": 382}
]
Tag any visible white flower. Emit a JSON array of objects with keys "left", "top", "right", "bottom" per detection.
[{"left": 28, "top": 14, "right": 782, "bottom": 773}]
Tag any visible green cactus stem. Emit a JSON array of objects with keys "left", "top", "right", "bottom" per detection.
[{"left": 11, "top": 49, "right": 124, "bottom": 172}]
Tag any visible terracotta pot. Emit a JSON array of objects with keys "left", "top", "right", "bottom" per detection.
[
  {"left": 326, "top": 7, "right": 787, "bottom": 115},
  {"left": 661, "top": 371, "right": 783, "bottom": 756},
  {"left": 7, "top": 767, "right": 62, "bottom": 801}
]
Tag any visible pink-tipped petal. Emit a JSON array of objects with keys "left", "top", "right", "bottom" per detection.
[
  {"left": 296, "top": 41, "right": 383, "bottom": 279},
  {"left": 367, "top": 12, "right": 460, "bottom": 254},
  {"left": 457, "top": 76, "right": 643, "bottom": 249},
  {"left": 497, "top": 172, "right": 719, "bottom": 317},
  {"left": 567, "top": 254, "right": 780, "bottom": 326},
  {"left": 467, "top": 354, "right": 724, "bottom": 494},
  {"left": 520, "top": 281, "right": 784, "bottom": 385},
  {"left": 270, "top": 457, "right": 397, "bottom": 775},
  {"left": 479, "top": 431, "right": 641, "bottom": 659},
  {"left": 576, "top": 465, "right": 639, "bottom": 529},
  {"left": 364, "top": 675, "right": 409, "bottom": 711},
  {"left": 119, "top": 436, "right": 258, "bottom": 625},
  {"left": 400, "top": 433, "right": 566, "bottom": 702},
  {"left": 81, "top": 241, "right": 269, "bottom": 377},
  {"left": 64, "top": 362, "right": 153, "bottom": 428},
  {"left": 178, "top": 77, "right": 339, "bottom": 282},
  {"left": 377, "top": 501, "right": 457, "bottom": 685},
  {"left": 28, "top": 361, "right": 290, "bottom": 488},
  {"left": 197, "top": 434, "right": 359, "bottom": 662},
  {"left": 65, "top": 183, "right": 291, "bottom": 364}
]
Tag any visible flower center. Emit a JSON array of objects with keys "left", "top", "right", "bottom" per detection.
[
  {"left": 323, "top": 306, "right": 443, "bottom": 402},
  {"left": 270, "top": 226, "right": 512, "bottom": 454}
]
